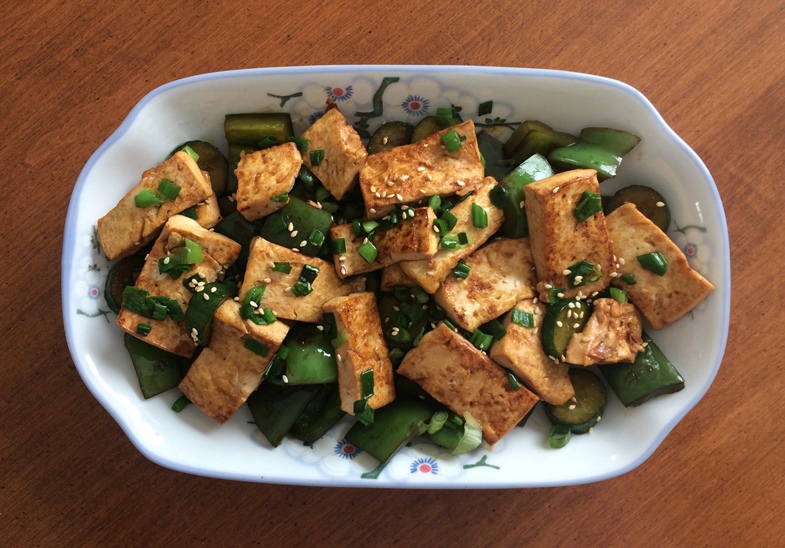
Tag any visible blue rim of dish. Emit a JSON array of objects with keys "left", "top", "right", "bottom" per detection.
[{"left": 61, "top": 65, "right": 731, "bottom": 487}]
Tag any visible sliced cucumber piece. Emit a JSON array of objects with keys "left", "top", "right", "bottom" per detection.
[
  {"left": 604, "top": 185, "right": 670, "bottom": 232},
  {"left": 105, "top": 255, "right": 146, "bottom": 314},
  {"left": 496, "top": 153, "right": 554, "bottom": 238},
  {"left": 411, "top": 114, "right": 462, "bottom": 142},
  {"left": 247, "top": 383, "right": 320, "bottom": 447},
  {"left": 123, "top": 333, "right": 189, "bottom": 399},
  {"left": 541, "top": 299, "right": 591, "bottom": 361},
  {"left": 170, "top": 140, "right": 229, "bottom": 196},
  {"left": 289, "top": 383, "right": 345, "bottom": 443},
  {"left": 367, "top": 122, "right": 414, "bottom": 154},
  {"left": 224, "top": 113, "right": 294, "bottom": 147},
  {"left": 544, "top": 368, "right": 606, "bottom": 434}
]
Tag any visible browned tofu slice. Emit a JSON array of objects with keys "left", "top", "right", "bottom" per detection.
[
  {"left": 235, "top": 142, "right": 302, "bottom": 221},
  {"left": 380, "top": 263, "right": 418, "bottom": 290},
  {"left": 397, "top": 323, "right": 539, "bottom": 445},
  {"left": 116, "top": 215, "right": 242, "bottom": 357},
  {"left": 489, "top": 299, "right": 574, "bottom": 405},
  {"left": 178, "top": 300, "right": 290, "bottom": 424},
  {"left": 434, "top": 237, "right": 538, "bottom": 331},
  {"left": 192, "top": 193, "right": 222, "bottom": 228},
  {"left": 399, "top": 177, "right": 504, "bottom": 293},
  {"left": 564, "top": 298, "right": 645, "bottom": 365},
  {"left": 524, "top": 169, "right": 616, "bottom": 301},
  {"left": 359, "top": 120, "right": 485, "bottom": 219},
  {"left": 240, "top": 237, "right": 365, "bottom": 323},
  {"left": 300, "top": 108, "right": 367, "bottom": 200},
  {"left": 606, "top": 203, "right": 715, "bottom": 329},
  {"left": 98, "top": 151, "right": 214, "bottom": 260},
  {"left": 330, "top": 207, "right": 439, "bottom": 278},
  {"left": 323, "top": 292, "right": 396, "bottom": 414}
]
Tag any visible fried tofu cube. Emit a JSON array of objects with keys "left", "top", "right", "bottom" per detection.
[
  {"left": 235, "top": 142, "right": 302, "bottom": 221},
  {"left": 397, "top": 323, "right": 539, "bottom": 445},
  {"left": 489, "top": 299, "right": 574, "bottom": 405},
  {"left": 323, "top": 292, "right": 396, "bottom": 414},
  {"left": 330, "top": 207, "right": 439, "bottom": 278},
  {"left": 606, "top": 203, "right": 715, "bottom": 329},
  {"left": 380, "top": 263, "right": 418, "bottom": 290},
  {"left": 359, "top": 120, "right": 485, "bottom": 219},
  {"left": 116, "top": 215, "right": 242, "bottom": 357},
  {"left": 98, "top": 151, "right": 214, "bottom": 260},
  {"left": 191, "top": 193, "right": 222, "bottom": 228},
  {"left": 300, "top": 108, "right": 367, "bottom": 200},
  {"left": 178, "top": 300, "right": 290, "bottom": 424},
  {"left": 564, "top": 297, "right": 646, "bottom": 365},
  {"left": 524, "top": 169, "right": 616, "bottom": 300},
  {"left": 399, "top": 177, "right": 504, "bottom": 293},
  {"left": 240, "top": 237, "right": 365, "bottom": 323},
  {"left": 434, "top": 237, "right": 538, "bottom": 331}
]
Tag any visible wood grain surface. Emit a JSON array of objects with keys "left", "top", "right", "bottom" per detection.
[{"left": 3, "top": 0, "right": 783, "bottom": 545}]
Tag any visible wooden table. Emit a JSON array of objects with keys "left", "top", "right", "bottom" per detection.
[{"left": 3, "top": 0, "right": 782, "bottom": 544}]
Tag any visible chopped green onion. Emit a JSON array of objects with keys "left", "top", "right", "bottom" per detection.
[
  {"left": 171, "top": 395, "right": 190, "bottom": 412},
  {"left": 331, "top": 238, "right": 346, "bottom": 254},
  {"left": 134, "top": 188, "right": 164, "bottom": 208},
  {"left": 287, "top": 136, "right": 309, "bottom": 154},
  {"left": 151, "top": 300, "right": 168, "bottom": 321},
  {"left": 240, "top": 285, "right": 266, "bottom": 320},
  {"left": 389, "top": 348, "right": 405, "bottom": 363},
  {"left": 453, "top": 412, "right": 482, "bottom": 455},
  {"left": 251, "top": 307, "right": 277, "bottom": 326},
  {"left": 309, "top": 149, "right": 325, "bottom": 166},
  {"left": 299, "top": 264, "right": 320, "bottom": 284},
  {"left": 480, "top": 152, "right": 486, "bottom": 169},
  {"left": 265, "top": 213, "right": 287, "bottom": 234},
  {"left": 506, "top": 370, "right": 522, "bottom": 390},
  {"left": 441, "top": 129, "right": 463, "bottom": 152},
  {"left": 489, "top": 185, "right": 509, "bottom": 209},
  {"left": 487, "top": 319, "right": 507, "bottom": 341},
  {"left": 469, "top": 329, "right": 494, "bottom": 351},
  {"left": 157, "top": 178, "right": 181, "bottom": 201},
  {"left": 136, "top": 323, "right": 152, "bottom": 336},
  {"left": 297, "top": 165, "right": 316, "bottom": 187},
  {"left": 436, "top": 107, "right": 454, "bottom": 126},
  {"left": 157, "top": 262, "right": 190, "bottom": 280},
  {"left": 306, "top": 228, "right": 325, "bottom": 250},
  {"left": 442, "top": 318, "right": 458, "bottom": 331},
  {"left": 121, "top": 287, "right": 184, "bottom": 321},
  {"left": 441, "top": 211, "right": 459, "bottom": 231},
  {"left": 272, "top": 262, "right": 292, "bottom": 274},
  {"left": 361, "top": 220, "right": 380, "bottom": 236},
  {"left": 159, "top": 238, "right": 203, "bottom": 279},
  {"left": 428, "top": 195, "right": 442, "bottom": 211},
  {"left": 331, "top": 328, "right": 349, "bottom": 348},
  {"left": 353, "top": 399, "right": 374, "bottom": 426},
  {"left": 357, "top": 240, "right": 379, "bottom": 263},
  {"left": 244, "top": 338, "right": 269, "bottom": 357},
  {"left": 440, "top": 235, "right": 461, "bottom": 249},
  {"left": 453, "top": 261, "right": 471, "bottom": 279},
  {"left": 182, "top": 145, "right": 200, "bottom": 162},
  {"left": 574, "top": 190, "right": 603, "bottom": 222},
  {"left": 566, "top": 260, "right": 601, "bottom": 288},
  {"left": 427, "top": 411, "right": 449, "bottom": 434},
  {"left": 548, "top": 286, "right": 564, "bottom": 303},
  {"left": 321, "top": 313, "right": 337, "bottom": 339},
  {"left": 457, "top": 232, "right": 469, "bottom": 245},
  {"left": 412, "top": 326, "right": 426, "bottom": 347},
  {"left": 352, "top": 219, "right": 364, "bottom": 237},
  {"left": 271, "top": 192, "right": 289, "bottom": 204},
  {"left": 263, "top": 348, "right": 287, "bottom": 379},
  {"left": 290, "top": 281, "right": 313, "bottom": 297},
  {"left": 637, "top": 252, "right": 668, "bottom": 276},
  {"left": 360, "top": 369, "right": 374, "bottom": 400},
  {"left": 471, "top": 203, "right": 488, "bottom": 228},
  {"left": 478, "top": 101, "right": 493, "bottom": 116},
  {"left": 511, "top": 308, "right": 534, "bottom": 328},
  {"left": 549, "top": 424, "right": 572, "bottom": 449},
  {"left": 314, "top": 185, "right": 331, "bottom": 202},
  {"left": 620, "top": 273, "right": 636, "bottom": 285},
  {"left": 179, "top": 207, "right": 198, "bottom": 220},
  {"left": 257, "top": 135, "right": 279, "bottom": 149},
  {"left": 610, "top": 287, "right": 628, "bottom": 303}
]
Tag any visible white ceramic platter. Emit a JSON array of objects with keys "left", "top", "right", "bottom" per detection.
[{"left": 62, "top": 66, "right": 730, "bottom": 487}]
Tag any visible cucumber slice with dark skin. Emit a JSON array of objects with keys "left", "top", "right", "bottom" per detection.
[
  {"left": 184, "top": 282, "right": 233, "bottom": 346},
  {"left": 279, "top": 323, "right": 337, "bottom": 385},
  {"left": 548, "top": 127, "right": 640, "bottom": 181},
  {"left": 105, "top": 254, "right": 146, "bottom": 314},
  {"left": 496, "top": 153, "right": 554, "bottom": 238},
  {"left": 224, "top": 113, "right": 294, "bottom": 147},
  {"left": 544, "top": 368, "right": 607, "bottom": 434},
  {"left": 580, "top": 127, "right": 641, "bottom": 157},
  {"left": 344, "top": 398, "right": 434, "bottom": 463},
  {"left": 541, "top": 298, "right": 591, "bottom": 361},
  {"left": 258, "top": 196, "right": 334, "bottom": 257},
  {"left": 247, "top": 383, "right": 320, "bottom": 447},
  {"left": 211, "top": 211, "right": 258, "bottom": 269},
  {"left": 289, "top": 383, "right": 345, "bottom": 443},
  {"left": 503, "top": 120, "right": 555, "bottom": 157},
  {"left": 225, "top": 143, "right": 258, "bottom": 198},
  {"left": 598, "top": 332, "right": 684, "bottom": 407},
  {"left": 367, "top": 122, "right": 414, "bottom": 154},
  {"left": 604, "top": 185, "right": 671, "bottom": 232},
  {"left": 123, "top": 333, "right": 189, "bottom": 399},
  {"left": 476, "top": 131, "right": 511, "bottom": 181},
  {"left": 410, "top": 115, "right": 462, "bottom": 142},
  {"left": 170, "top": 140, "right": 229, "bottom": 197}
]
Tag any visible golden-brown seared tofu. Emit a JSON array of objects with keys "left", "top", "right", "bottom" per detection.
[
  {"left": 489, "top": 299, "right": 574, "bottom": 405},
  {"left": 191, "top": 193, "right": 222, "bottom": 228},
  {"left": 178, "top": 300, "right": 290, "bottom": 424},
  {"left": 380, "top": 263, "right": 418, "bottom": 290},
  {"left": 564, "top": 298, "right": 645, "bottom": 365},
  {"left": 524, "top": 169, "right": 616, "bottom": 301},
  {"left": 116, "top": 215, "right": 242, "bottom": 357},
  {"left": 330, "top": 207, "right": 439, "bottom": 278},
  {"left": 240, "top": 237, "right": 365, "bottom": 324},
  {"left": 98, "top": 151, "right": 214, "bottom": 260},
  {"left": 399, "top": 178, "right": 504, "bottom": 293},
  {"left": 235, "top": 142, "right": 302, "bottom": 221},
  {"left": 397, "top": 323, "right": 539, "bottom": 445},
  {"left": 300, "top": 108, "right": 367, "bottom": 200},
  {"left": 359, "top": 120, "right": 485, "bottom": 219},
  {"left": 434, "top": 237, "right": 537, "bottom": 331},
  {"left": 323, "top": 292, "right": 396, "bottom": 414},
  {"left": 606, "top": 203, "right": 715, "bottom": 329}
]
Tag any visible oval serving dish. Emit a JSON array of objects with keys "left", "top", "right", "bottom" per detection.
[{"left": 62, "top": 66, "right": 730, "bottom": 488}]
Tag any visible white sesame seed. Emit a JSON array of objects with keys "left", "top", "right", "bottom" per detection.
[
  {"left": 163, "top": 257, "right": 171, "bottom": 264},
  {"left": 568, "top": 302, "right": 575, "bottom": 308},
  {"left": 596, "top": 415, "right": 602, "bottom": 423},
  {"left": 300, "top": 240, "right": 307, "bottom": 247},
  {"left": 338, "top": 255, "right": 346, "bottom": 262},
  {"left": 249, "top": 301, "right": 258, "bottom": 308},
  {"left": 552, "top": 186, "right": 560, "bottom": 193},
  {"left": 456, "top": 180, "right": 465, "bottom": 187},
  {"left": 519, "top": 200, "right": 525, "bottom": 208},
  {"left": 532, "top": 297, "right": 538, "bottom": 304},
  {"left": 134, "top": 241, "right": 141, "bottom": 246},
  {"left": 574, "top": 275, "right": 583, "bottom": 283},
  {"left": 426, "top": 174, "right": 433, "bottom": 181},
  {"left": 290, "top": 230, "right": 298, "bottom": 238},
  {"left": 282, "top": 375, "right": 289, "bottom": 383},
  {"left": 556, "top": 321, "right": 563, "bottom": 327},
  {"left": 369, "top": 208, "right": 377, "bottom": 214},
  {"left": 292, "top": 248, "right": 299, "bottom": 252},
  {"left": 382, "top": 136, "right": 388, "bottom": 145},
  {"left": 210, "top": 286, "right": 217, "bottom": 293},
  {"left": 567, "top": 310, "right": 573, "bottom": 318},
  {"left": 562, "top": 269, "right": 571, "bottom": 275},
  {"left": 233, "top": 296, "right": 240, "bottom": 301},
  {"left": 287, "top": 222, "right": 294, "bottom": 231},
  {"left": 203, "top": 293, "right": 209, "bottom": 300},
  {"left": 656, "top": 201, "right": 665, "bottom": 207},
  {"left": 396, "top": 194, "right": 403, "bottom": 201},
  {"left": 417, "top": 166, "right": 426, "bottom": 172},
  {"left": 433, "top": 225, "right": 440, "bottom": 233},
  {"left": 568, "top": 404, "right": 576, "bottom": 410},
  {"left": 263, "top": 278, "right": 271, "bottom": 284},
  {"left": 588, "top": 427, "right": 594, "bottom": 435},
  {"left": 401, "top": 205, "right": 409, "bottom": 210},
  {"left": 573, "top": 323, "right": 580, "bottom": 328},
  {"left": 316, "top": 324, "right": 324, "bottom": 331},
  {"left": 336, "top": 354, "right": 343, "bottom": 362},
  {"left": 400, "top": 174, "right": 409, "bottom": 181},
  {"left": 341, "top": 266, "right": 347, "bottom": 275},
  {"left": 545, "top": 283, "right": 553, "bottom": 289},
  {"left": 609, "top": 271, "right": 619, "bottom": 278},
  {"left": 557, "top": 292, "right": 565, "bottom": 298},
  {"left": 370, "top": 186, "right": 377, "bottom": 193},
  {"left": 619, "top": 257, "right": 626, "bottom": 265},
  {"left": 375, "top": 192, "right": 381, "bottom": 198}
]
